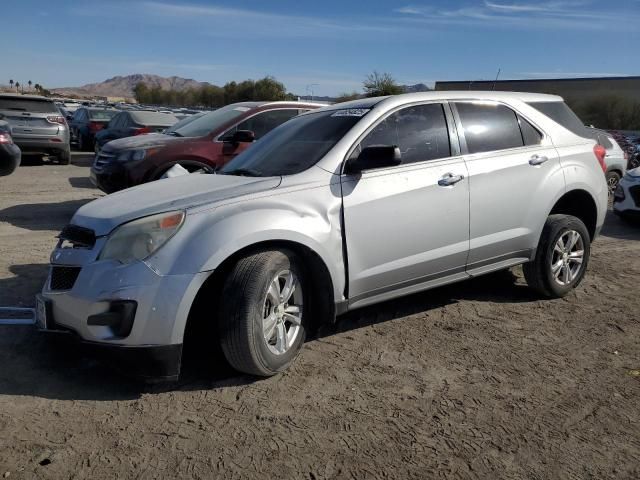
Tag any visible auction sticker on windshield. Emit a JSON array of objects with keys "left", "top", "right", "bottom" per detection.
[{"left": 331, "top": 109, "right": 370, "bottom": 117}]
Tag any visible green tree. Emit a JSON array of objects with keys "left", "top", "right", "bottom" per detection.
[{"left": 363, "top": 71, "right": 404, "bottom": 97}]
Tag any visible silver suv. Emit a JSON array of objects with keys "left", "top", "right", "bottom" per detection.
[
  {"left": 38, "top": 92, "right": 608, "bottom": 380},
  {"left": 0, "top": 94, "right": 70, "bottom": 164}
]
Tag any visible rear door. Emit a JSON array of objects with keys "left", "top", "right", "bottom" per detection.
[
  {"left": 452, "top": 101, "right": 563, "bottom": 273},
  {"left": 341, "top": 102, "right": 470, "bottom": 305}
]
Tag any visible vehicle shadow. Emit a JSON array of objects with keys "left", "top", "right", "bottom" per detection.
[
  {"left": 318, "top": 269, "right": 536, "bottom": 338},
  {"left": 68, "top": 176, "right": 97, "bottom": 190},
  {"left": 0, "top": 199, "right": 92, "bottom": 231},
  {"left": 600, "top": 211, "right": 640, "bottom": 241},
  {"left": 0, "top": 263, "right": 48, "bottom": 307},
  {"left": 0, "top": 269, "right": 535, "bottom": 402}
]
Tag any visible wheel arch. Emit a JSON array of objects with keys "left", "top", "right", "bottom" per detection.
[
  {"left": 548, "top": 189, "right": 598, "bottom": 240},
  {"left": 182, "top": 239, "right": 337, "bottom": 352}
]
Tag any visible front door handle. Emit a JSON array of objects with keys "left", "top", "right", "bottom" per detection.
[
  {"left": 529, "top": 154, "right": 549, "bottom": 166},
  {"left": 438, "top": 172, "right": 464, "bottom": 186}
]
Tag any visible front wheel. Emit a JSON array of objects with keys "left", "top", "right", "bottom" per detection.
[
  {"left": 523, "top": 214, "right": 591, "bottom": 298},
  {"left": 219, "top": 250, "right": 307, "bottom": 376}
]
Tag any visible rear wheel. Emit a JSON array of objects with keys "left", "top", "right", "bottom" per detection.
[
  {"left": 523, "top": 214, "right": 590, "bottom": 298},
  {"left": 57, "top": 149, "right": 71, "bottom": 165},
  {"left": 219, "top": 249, "right": 307, "bottom": 376}
]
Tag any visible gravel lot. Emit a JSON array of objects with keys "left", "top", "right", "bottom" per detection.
[{"left": 0, "top": 154, "right": 639, "bottom": 479}]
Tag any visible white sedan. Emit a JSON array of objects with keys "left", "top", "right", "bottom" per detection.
[{"left": 613, "top": 167, "right": 640, "bottom": 221}]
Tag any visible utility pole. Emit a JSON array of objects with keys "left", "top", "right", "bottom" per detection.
[{"left": 305, "top": 83, "right": 319, "bottom": 102}]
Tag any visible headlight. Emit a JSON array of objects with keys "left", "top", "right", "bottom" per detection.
[
  {"left": 99, "top": 211, "right": 185, "bottom": 264},
  {"left": 115, "top": 148, "right": 157, "bottom": 163}
]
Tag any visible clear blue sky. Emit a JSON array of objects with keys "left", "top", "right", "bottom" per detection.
[{"left": 3, "top": 0, "right": 639, "bottom": 96}]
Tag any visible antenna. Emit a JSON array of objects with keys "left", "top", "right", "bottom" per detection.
[{"left": 492, "top": 68, "right": 501, "bottom": 91}]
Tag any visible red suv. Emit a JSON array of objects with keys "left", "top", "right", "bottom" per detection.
[{"left": 90, "top": 101, "right": 323, "bottom": 193}]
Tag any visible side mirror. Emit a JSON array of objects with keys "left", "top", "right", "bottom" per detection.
[
  {"left": 225, "top": 130, "right": 255, "bottom": 144},
  {"left": 345, "top": 145, "right": 402, "bottom": 174}
]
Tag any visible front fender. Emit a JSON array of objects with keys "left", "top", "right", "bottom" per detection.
[{"left": 147, "top": 189, "right": 346, "bottom": 303}]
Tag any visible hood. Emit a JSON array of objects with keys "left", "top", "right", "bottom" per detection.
[
  {"left": 72, "top": 174, "right": 281, "bottom": 236},
  {"left": 102, "top": 133, "right": 185, "bottom": 152},
  {"left": 626, "top": 167, "right": 640, "bottom": 178}
]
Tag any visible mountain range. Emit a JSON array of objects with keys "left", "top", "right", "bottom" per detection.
[
  {"left": 52, "top": 74, "right": 212, "bottom": 98},
  {"left": 51, "top": 74, "right": 432, "bottom": 100}
]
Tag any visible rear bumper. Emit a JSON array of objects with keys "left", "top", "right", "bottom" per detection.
[{"left": 14, "top": 136, "right": 70, "bottom": 154}]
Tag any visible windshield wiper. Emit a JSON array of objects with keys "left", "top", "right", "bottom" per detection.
[{"left": 221, "top": 167, "right": 262, "bottom": 177}]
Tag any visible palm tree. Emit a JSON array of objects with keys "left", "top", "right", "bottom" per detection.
[
  {"left": 15, "top": 81, "right": 20, "bottom": 93},
  {"left": 9, "top": 79, "right": 13, "bottom": 91},
  {"left": 28, "top": 80, "right": 32, "bottom": 91},
  {"left": 34, "top": 83, "right": 41, "bottom": 93}
]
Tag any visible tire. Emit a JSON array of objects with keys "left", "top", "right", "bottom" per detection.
[
  {"left": 523, "top": 214, "right": 591, "bottom": 298},
  {"left": 77, "top": 132, "right": 85, "bottom": 151},
  {"left": 219, "top": 249, "right": 307, "bottom": 376},
  {"left": 57, "top": 149, "right": 71, "bottom": 165},
  {"left": 0, "top": 156, "right": 20, "bottom": 176},
  {"left": 606, "top": 171, "right": 621, "bottom": 196}
]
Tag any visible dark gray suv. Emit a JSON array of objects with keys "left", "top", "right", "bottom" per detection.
[{"left": 0, "top": 94, "right": 70, "bottom": 164}]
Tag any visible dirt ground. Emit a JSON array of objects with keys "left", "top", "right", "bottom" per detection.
[{"left": 0, "top": 154, "right": 639, "bottom": 479}]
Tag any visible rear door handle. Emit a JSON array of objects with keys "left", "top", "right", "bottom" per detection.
[
  {"left": 438, "top": 172, "right": 464, "bottom": 186},
  {"left": 529, "top": 154, "right": 549, "bottom": 166}
]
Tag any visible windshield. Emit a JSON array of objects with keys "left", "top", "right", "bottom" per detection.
[
  {"left": 173, "top": 105, "right": 250, "bottom": 137},
  {"left": 220, "top": 108, "right": 369, "bottom": 177},
  {"left": 89, "top": 110, "right": 117, "bottom": 120},
  {"left": 165, "top": 112, "right": 205, "bottom": 134}
]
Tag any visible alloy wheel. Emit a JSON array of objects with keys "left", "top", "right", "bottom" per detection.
[
  {"left": 551, "top": 230, "right": 585, "bottom": 286},
  {"left": 262, "top": 269, "right": 303, "bottom": 355}
]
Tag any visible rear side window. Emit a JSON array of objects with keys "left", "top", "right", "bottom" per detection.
[
  {"left": 526, "top": 101, "right": 587, "bottom": 137},
  {"left": 455, "top": 103, "right": 523, "bottom": 154},
  {"left": 0, "top": 97, "right": 58, "bottom": 113},
  {"left": 359, "top": 103, "right": 451, "bottom": 164}
]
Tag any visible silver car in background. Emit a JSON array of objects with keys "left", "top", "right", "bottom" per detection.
[
  {"left": 0, "top": 94, "right": 70, "bottom": 164},
  {"left": 38, "top": 91, "right": 608, "bottom": 380}
]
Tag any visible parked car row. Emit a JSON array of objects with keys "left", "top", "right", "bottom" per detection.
[
  {"left": 608, "top": 130, "right": 640, "bottom": 169},
  {"left": 37, "top": 91, "right": 610, "bottom": 381}
]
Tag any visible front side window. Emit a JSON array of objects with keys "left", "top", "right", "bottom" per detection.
[
  {"left": 456, "top": 102, "right": 524, "bottom": 154},
  {"left": 357, "top": 103, "right": 451, "bottom": 164},
  {"left": 226, "top": 109, "right": 299, "bottom": 140}
]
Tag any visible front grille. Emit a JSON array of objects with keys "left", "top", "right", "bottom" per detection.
[
  {"left": 58, "top": 224, "right": 96, "bottom": 248},
  {"left": 630, "top": 186, "right": 640, "bottom": 207},
  {"left": 50, "top": 266, "right": 81, "bottom": 291}
]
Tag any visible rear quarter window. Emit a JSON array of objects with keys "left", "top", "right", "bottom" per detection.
[
  {"left": 526, "top": 101, "right": 587, "bottom": 137},
  {"left": 0, "top": 97, "right": 58, "bottom": 113}
]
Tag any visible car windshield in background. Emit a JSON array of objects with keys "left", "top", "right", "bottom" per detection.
[
  {"left": 129, "top": 111, "right": 178, "bottom": 126},
  {"left": 165, "top": 112, "right": 206, "bottom": 135},
  {"left": 220, "top": 108, "right": 370, "bottom": 177},
  {"left": 0, "top": 97, "right": 58, "bottom": 113},
  {"left": 173, "top": 105, "right": 252, "bottom": 137},
  {"left": 89, "top": 110, "right": 117, "bottom": 120}
]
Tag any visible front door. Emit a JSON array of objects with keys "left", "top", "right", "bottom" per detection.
[{"left": 341, "top": 102, "right": 470, "bottom": 305}]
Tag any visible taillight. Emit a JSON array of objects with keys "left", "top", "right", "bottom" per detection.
[
  {"left": 89, "top": 121, "right": 104, "bottom": 133},
  {"left": 133, "top": 127, "right": 150, "bottom": 136},
  {"left": 0, "top": 133, "right": 12, "bottom": 144},
  {"left": 47, "top": 115, "right": 66, "bottom": 125},
  {"left": 593, "top": 144, "right": 607, "bottom": 173}
]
